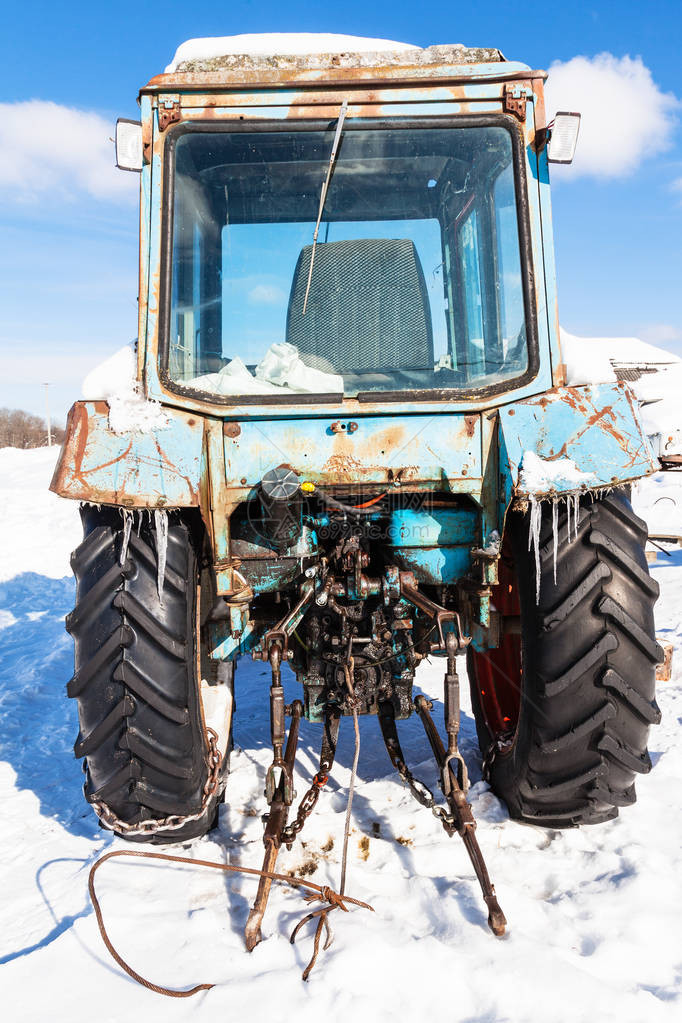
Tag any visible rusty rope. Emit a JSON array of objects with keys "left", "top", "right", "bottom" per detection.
[
  {"left": 88, "top": 849, "right": 373, "bottom": 996},
  {"left": 288, "top": 659, "right": 362, "bottom": 980}
]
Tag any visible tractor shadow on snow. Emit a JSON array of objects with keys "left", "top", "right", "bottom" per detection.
[
  {"left": 0, "top": 573, "right": 501, "bottom": 953},
  {"left": 0, "top": 572, "right": 487, "bottom": 839},
  {"left": 0, "top": 572, "right": 98, "bottom": 840}
]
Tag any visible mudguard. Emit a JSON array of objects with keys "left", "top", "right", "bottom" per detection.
[
  {"left": 498, "top": 382, "right": 657, "bottom": 506},
  {"left": 50, "top": 401, "right": 203, "bottom": 508}
]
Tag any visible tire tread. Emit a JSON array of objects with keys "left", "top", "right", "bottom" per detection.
[
  {"left": 469, "top": 488, "right": 660, "bottom": 828},
  {"left": 68, "top": 508, "right": 217, "bottom": 843}
]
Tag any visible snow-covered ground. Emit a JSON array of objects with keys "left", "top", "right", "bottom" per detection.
[{"left": 1, "top": 447, "right": 680, "bottom": 1021}]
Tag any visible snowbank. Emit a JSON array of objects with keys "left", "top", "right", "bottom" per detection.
[
  {"left": 561, "top": 329, "right": 617, "bottom": 385},
  {"left": 633, "top": 472, "right": 682, "bottom": 537},
  {"left": 0, "top": 446, "right": 81, "bottom": 581},
  {"left": 166, "top": 33, "right": 418, "bottom": 73},
  {"left": 632, "top": 362, "right": 682, "bottom": 447},
  {"left": 561, "top": 327, "right": 680, "bottom": 386},
  {"left": 82, "top": 344, "right": 138, "bottom": 401},
  {"left": 190, "top": 356, "right": 281, "bottom": 397}
]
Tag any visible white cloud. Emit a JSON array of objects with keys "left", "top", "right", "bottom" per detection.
[
  {"left": 248, "top": 283, "right": 286, "bottom": 305},
  {"left": 0, "top": 100, "right": 137, "bottom": 203},
  {"left": 545, "top": 53, "right": 679, "bottom": 178}
]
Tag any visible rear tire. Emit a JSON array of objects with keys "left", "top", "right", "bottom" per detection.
[
  {"left": 67, "top": 506, "right": 226, "bottom": 844},
  {"left": 468, "top": 489, "right": 662, "bottom": 828}
]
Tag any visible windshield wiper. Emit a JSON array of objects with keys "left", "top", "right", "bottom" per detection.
[{"left": 302, "top": 98, "right": 349, "bottom": 315}]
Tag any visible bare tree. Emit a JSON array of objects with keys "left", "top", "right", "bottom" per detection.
[{"left": 0, "top": 408, "right": 65, "bottom": 449}]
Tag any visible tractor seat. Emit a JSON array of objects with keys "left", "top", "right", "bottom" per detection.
[{"left": 285, "top": 237, "right": 434, "bottom": 374}]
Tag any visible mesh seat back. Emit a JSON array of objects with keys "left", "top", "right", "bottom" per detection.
[{"left": 285, "top": 238, "right": 434, "bottom": 373}]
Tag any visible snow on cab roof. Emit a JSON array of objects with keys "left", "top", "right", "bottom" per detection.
[{"left": 164, "top": 33, "right": 505, "bottom": 74}]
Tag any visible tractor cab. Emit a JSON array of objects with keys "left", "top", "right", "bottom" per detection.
[
  {"left": 164, "top": 120, "right": 531, "bottom": 402},
  {"left": 117, "top": 37, "right": 581, "bottom": 426}
]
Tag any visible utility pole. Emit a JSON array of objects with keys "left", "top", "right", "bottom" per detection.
[{"left": 43, "top": 383, "right": 52, "bottom": 447}]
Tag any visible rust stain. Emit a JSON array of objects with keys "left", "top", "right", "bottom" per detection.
[
  {"left": 72, "top": 403, "right": 91, "bottom": 487},
  {"left": 396, "top": 465, "right": 419, "bottom": 481},
  {"left": 78, "top": 438, "right": 135, "bottom": 481},
  {"left": 544, "top": 442, "right": 569, "bottom": 462},
  {"left": 143, "top": 61, "right": 544, "bottom": 94},
  {"left": 223, "top": 421, "right": 241, "bottom": 438},
  {"left": 464, "top": 414, "right": 477, "bottom": 438},
  {"left": 153, "top": 437, "right": 200, "bottom": 504},
  {"left": 322, "top": 453, "right": 363, "bottom": 477}
]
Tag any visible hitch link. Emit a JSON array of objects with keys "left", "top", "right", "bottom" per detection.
[
  {"left": 443, "top": 632, "right": 468, "bottom": 792},
  {"left": 245, "top": 707, "right": 340, "bottom": 953},
  {"left": 265, "top": 641, "right": 293, "bottom": 805},
  {"left": 415, "top": 695, "right": 506, "bottom": 936},
  {"left": 245, "top": 699, "right": 303, "bottom": 951}
]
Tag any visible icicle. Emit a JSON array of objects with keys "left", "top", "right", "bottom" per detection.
[
  {"left": 529, "top": 495, "right": 542, "bottom": 602},
  {"left": 572, "top": 493, "right": 580, "bottom": 541},
  {"left": 154, "top": 509, "right": 168, "bottom": 602},
  {"left": 119, "top": 509, "right": 134, "bottom": 566},
  {"left": 566, "top": 491, "right": 572, "bottom": 541},
  {"left": 552, "top": 498, "right": 559, "bottom": 584},
  {"left": 136, "top": 508, "right": 143, "bottom": 536}
]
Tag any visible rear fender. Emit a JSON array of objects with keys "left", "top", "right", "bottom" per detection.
[
  {"left": 50, "top": 401, "right": 203, "bottom": 508},
  {"left": 498, "top": 382, "right": 656, "bottom": 507}
]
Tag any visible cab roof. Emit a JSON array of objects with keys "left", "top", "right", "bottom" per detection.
[{"left": 145, "top": 32, "right": 537, "bottom": 93}]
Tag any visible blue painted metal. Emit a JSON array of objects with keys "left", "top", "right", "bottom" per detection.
[
  {"left": 387, "top": 507, "right": 479, "bottom": 585},
  {"left": 233, "top": 527, "right": 319, "bottom": 594},
  {"left": 388, "top": 546, "right": 473, "bottom": 586},
  {"left": 137, "top": 93, "right": 153, "bottom": 380},
  {"left": 498, "top": 382, "right": 656, "bottom": 505},
  {"left": 208, "top": 618, "right": 258, "bottom": 661},
  {"left": 533, "top": 132, "right": 563, "bottom": 385},
  {"left": 51, "top": 401, "right": 202, "bottom": 507},
  {"left": 388, "top": 507, "right": 479, "bottom": 546},
  {"left": 223, "top": 414, "right": 482, "bottom": 490}
]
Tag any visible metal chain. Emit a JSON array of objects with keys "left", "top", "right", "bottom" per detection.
[
  {"left": 90, "top": 729, "right": 222, "bottom": 838},
  {"left": 392, "top": 753, "right": 457, "bottom": 834},
  {"left": 281, "top": 764, "right": 331, "bottom": 846},
  {"left": 480, "top": 742, "right": 497, "bottom": 783},
  {"left": 481, "top": 731, "right": 514, "bottom": 783}
]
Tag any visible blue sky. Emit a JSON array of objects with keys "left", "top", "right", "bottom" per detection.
[{"left": 2, "top": 0, "right": 680, "bottom": 421}]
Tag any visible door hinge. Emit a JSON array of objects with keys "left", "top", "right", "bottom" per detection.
[
  {"left": 504, "top": 83, "right": 531, "bottom": 122},
  {"left": 157, "top": 97, "right": 181, "bottom": 131}
]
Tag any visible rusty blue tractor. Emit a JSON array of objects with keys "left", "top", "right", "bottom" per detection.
[{"left": 52, "top": 38, "right": 662, "bottom": 943}]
